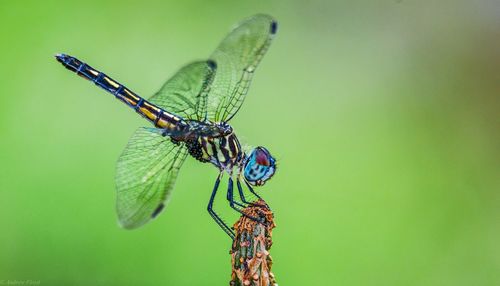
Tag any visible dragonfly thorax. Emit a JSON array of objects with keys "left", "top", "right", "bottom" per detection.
[
  {"left": 167, "top": 120, "right": 240, "bottom": 166},
  {"left": 217, "top": 122, "right": 233, "bottom": 136},
  {"left": 189, "top": 131, "right": 243, "bottom": 170},
  {"left": 184, "top": 120, "right": 232, "bottom": 138}
]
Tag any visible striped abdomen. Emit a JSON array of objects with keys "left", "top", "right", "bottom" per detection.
[{"left": 55, "top": 54, "right": 187, "bottom": 131}]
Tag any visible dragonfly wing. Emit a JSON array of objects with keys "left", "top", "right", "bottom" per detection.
[
  {"left": 116, "top": 127, "right": 188, "bottom": 229},
  {"left": 149, "top": 61, "right": 216, "bottom": 121},
  {"left": 208, "top": 14, "right": 277, "bottom": 122}
]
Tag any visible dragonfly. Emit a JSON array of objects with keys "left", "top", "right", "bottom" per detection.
[{"left": 55, "top": 14, "right": 278, "bottom": 238}]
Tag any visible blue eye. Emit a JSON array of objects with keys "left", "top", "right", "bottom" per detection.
[{"left": 243, "top": 147, "right": 276, "bottom": 186}]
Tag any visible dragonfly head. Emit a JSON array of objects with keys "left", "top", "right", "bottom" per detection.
[{"left": 243, "top": 147, "right": 276, "bottom": 186}]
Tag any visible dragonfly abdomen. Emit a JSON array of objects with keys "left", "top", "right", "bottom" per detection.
[{"left": 55, "top": 54, "right": 186, "bottom": 131}]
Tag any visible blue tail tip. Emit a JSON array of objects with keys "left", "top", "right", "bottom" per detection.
[{"left": 55, "top": 53, "right": 67, "bottom": 63}]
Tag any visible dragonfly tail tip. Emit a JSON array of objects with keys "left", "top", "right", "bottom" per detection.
[{"left": 54, "top": 53, "right": 67, "bottom": 62}]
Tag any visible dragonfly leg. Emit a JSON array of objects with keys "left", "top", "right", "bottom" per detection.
[
  {"left": 245, "top": 180, "right": 262, "bottom": 200},
  {"left": 228, "top": 178, "right": 263, "bottom": 223},
  {"left": 207, "top": 174, "right": 235, "bottom": 239},
  {"left": 227, "top": 177, "right": 246, "bottom": 208},
  {"left": 236, "top": 179, "right": 253, "bottom": 205},
  {"left": 243, "top": 180, "right": 271, "bottom": 211}
]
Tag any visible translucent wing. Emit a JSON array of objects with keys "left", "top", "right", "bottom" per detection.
[
  {"left": 208, "top": 14, "right": 277, "bottom": 122},
  {"left": 149, "top": 61, "right": 216, "bottom": 121},
  {"left": 116, "top": 127, "right": 188, "bottom": 229}
]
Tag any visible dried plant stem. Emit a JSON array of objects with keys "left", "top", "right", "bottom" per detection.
[{"left": 230, "top": 199, "right": 277, "bottom": 286}]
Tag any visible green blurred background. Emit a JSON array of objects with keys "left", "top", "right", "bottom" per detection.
[{"left": 1, "top": 0, "right": 499, "bottom": 285}]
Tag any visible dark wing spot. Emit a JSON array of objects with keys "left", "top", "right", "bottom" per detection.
[
  {"left": 270, "top": 21, "right": 278, "bottom": 34},
  {"left": 207, "top": 60, "right": 217, "bottom": 70},
  {"left": 151, "top": 203, "right": 165, "bottom": 218}
]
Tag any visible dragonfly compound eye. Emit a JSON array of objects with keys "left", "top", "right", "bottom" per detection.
[{"left": 244, "top": 147, "right": 276, "bottom": 186}]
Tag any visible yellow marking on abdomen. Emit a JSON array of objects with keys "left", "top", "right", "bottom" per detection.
[
  {"left": 88, "top": 69, "right": 99, "bottom": 76},
  {"left": 138, "top": 107, "right": 156, "bottom": 121},
  {"left": 103, "top": 76, "right": 120, "bottom": 88},
  {"left": 156, "top": 118, "right": 176, "bottom": 130},
  {"left": 122, "top": 97, "right": 137, "bottom": 106},
  {"left": 142, "top": 102, "right": 160, "bottom": 113},
  {"left": 123, "top": 88, "right": 141, "bottom": 101}
]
